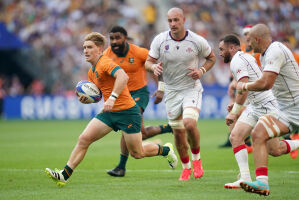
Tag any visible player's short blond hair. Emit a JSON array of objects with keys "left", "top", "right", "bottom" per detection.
[{"left": 84, "top": 32, "right": 106, "bottom": 47}]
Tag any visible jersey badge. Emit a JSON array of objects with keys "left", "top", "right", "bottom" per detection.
[
  {"left": 120, "top": 59, "right": 125, "bottom": 63},
  {"left": 186, "top": 47, "right": 193, "bottom": 53},
  {"left": 237, "top": 69, "right": 241, "bottom": 74},
  {"left": 129, "top": 57, "right": 134, "bottom": 63},
  {"left": 165, "top": 45, "right": 169, "bottom": 50},
  {"left": 176, "top": 46, "right": 179, "bottom": 50}
]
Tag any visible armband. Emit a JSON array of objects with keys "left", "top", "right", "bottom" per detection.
[
  {"left": 231, "top": 103, "right": 243, "bottom": 114},
  {"left": 109, "top": 92, "right": 119, "bottom": 100},
  {"left": 200, "top": 67, "right": 207, "bottom": 74},
  {"left": 242, "top": 83, "right": 248, "bottom": 91},
  {"left": 158, "top": 81, "right": 165, "bottom": 92}
]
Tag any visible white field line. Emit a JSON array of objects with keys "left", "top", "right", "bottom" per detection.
[{"left": 0, "top": 168, "right": 299, "bottom": 174}]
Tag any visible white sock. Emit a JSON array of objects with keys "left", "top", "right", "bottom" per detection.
[
  {"left": 182, "top": 161, "right": 191, "bottom": 169},
  {"left": 257, "top": 175, "right": 268, "bottom": 185},
  {"left": 192, "top": 153, "right": 200, "bottom": 161},
  {"left": 235, "top": 148, "right": 251, "bottom": 180},
  {"left": 285, "top": 140, "right": 299, "bottom": 151}
]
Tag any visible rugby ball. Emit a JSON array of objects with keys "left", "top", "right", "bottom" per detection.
[{"left": 76, "top": 80, "right": 102, "bottom": 103}]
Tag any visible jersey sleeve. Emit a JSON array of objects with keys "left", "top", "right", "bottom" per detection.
[
  {"left": 195, "top": 34, "right": 211, "bottom": 58},
  {"left": 148, "top": 33, "right": 161, "bottom": 59},
  {"left": 263, "top": 47, "right": 285, "bottom": 74},
  {"left": 230, "top": 58, "right": 249, "bottom": 82},
  {"left": 102, "top": 58, "right": 122, "bottom": 77}
]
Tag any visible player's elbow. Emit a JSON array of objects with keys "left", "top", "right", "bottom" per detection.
[
  {"left": 123, "top": 73, "right": 129, "bottom": 83},
  {"left": 261, "top": 81, "right": 272, "bottom": 90},
  {"left": 207, "top": 51, "right": 216, "bottom": 64}
]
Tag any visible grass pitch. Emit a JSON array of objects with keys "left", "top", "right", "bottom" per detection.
[{"left": 0, "top": 119, "right": 298, "bottom": 200}]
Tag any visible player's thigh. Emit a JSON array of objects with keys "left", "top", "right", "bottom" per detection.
[
  {"left": 113, "top": 105, "right": 142, "bottom": 134},
  {"left": 182, "top": 86, "right": 203, "bottom": 112},
  {"left": 266, "top": 137, "right": 280, "bottom": 153},
  {"left": 165, "top": 90, "right": 184, "bottom": 120},
  {"left": 254, "top": 115, "right": 289, "bottom": 139},
  {"left": 230, "top": 121, "right": 253, "bottom": 143},
  {"left": 81, "top": 118, "right": 113, "bottom": 142},
  {"left": 122, "top": 131, "right": 143, "bottom": 155}
]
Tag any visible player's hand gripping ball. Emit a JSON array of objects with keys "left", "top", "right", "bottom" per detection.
[{"left": 76, "top": 80, "right": 102, "bottom": 103}]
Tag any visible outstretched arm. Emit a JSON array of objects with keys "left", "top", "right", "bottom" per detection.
[{"left": 236, "top": 71, "right": 277, "bottom": 93}]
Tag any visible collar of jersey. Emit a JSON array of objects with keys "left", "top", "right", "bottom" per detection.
[
  {"left": 92, "top": 55, "right": 103, "bottom": 72},
  {"left": 261, "top": 41, "right": 273, "bottom": 56},
  {"left": 169, "top": 30, "right": 188, "bottom": 41},
  {"left": 115, "top": 42, "right": 130, "bottom": 57}
]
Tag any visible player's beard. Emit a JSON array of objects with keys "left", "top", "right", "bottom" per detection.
[
  {"left": 111, "top": 42, "right": 126, "bottom": 55},
  {"left": 223, "top": 52, "right": 231, "bottom": 63}
]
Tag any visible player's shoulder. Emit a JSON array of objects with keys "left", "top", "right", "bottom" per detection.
[
  {"left": 98, "top": 55, "right": 115, "bottom": 66},
  {"left": 128, "top": 43, "right": 149, "bottom": 58},
  {"left": 103, "top": 47, "right": 112, "bottom": 56},
  {"left": 231, "top": 51, "right": 249, "bottom": 66},
  {"left": 153, "top": 31, "right": 170, "bottom": 42},
  {"left": 265, "top": 41, "right": 286, "bottom": 57},
  {"left": 129, "top": 43, "right": 148, "bottom": 52},
  {"left": 186, "top": 30, "right": 206, "bottom": 41}
]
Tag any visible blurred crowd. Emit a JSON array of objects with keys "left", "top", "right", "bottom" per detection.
[{"left": 0, "top": 0, "right": 298, "bottom": 96}]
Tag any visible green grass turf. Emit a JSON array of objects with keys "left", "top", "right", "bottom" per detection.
[{"left": 0, "top": 120, "right": 298, "bottom": 200}]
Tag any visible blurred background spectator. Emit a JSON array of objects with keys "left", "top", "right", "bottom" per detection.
[{"left": 0, "top": 0, "right": 298, "bottom": 99}]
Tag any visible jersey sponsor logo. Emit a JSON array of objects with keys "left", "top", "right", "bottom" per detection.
[
  {"left": 176, "top": 46, "right": 179, "bottom": 50},
  {"left": 119, "top": 59, "right": 125, "bottom": 63},
  {"left": 268, "top": 61, "right": 273, "bottom": 65},
  {"left": 186, "top": 47, "right": 193, "bottom": 53},
  {"left": 127, "top": 123, "right": 133, "bottom": 128},
  {"left": 237, "top": 69, "right": 241, "bottom": 74},
  {"left": 134, "top": 97, "right": 140, "bottom": 101},
  {"left": 129, "top": 57, "right": 134, "bottom": 63}
]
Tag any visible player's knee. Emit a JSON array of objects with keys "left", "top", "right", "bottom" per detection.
[
  {"left": 229, "top": 132, "right": 238, "bottom": 145},
  {"left": 141, "top": 130, "right": 149, "bottom": 140},
  {"left": 183, "top": 119, "right": 196, "bottom": 131},
  {"left": 268, "top": 147, "right": 281, "bottom": 157},
  {"left": 130, "top": 151, "right": 144, "bottom": 159},
  {"left": 78, "top": 134, "right": 92, "bottom": 147}
]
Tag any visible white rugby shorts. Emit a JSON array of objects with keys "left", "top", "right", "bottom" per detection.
[
  {"left": 238, "top": 100, "right": 279, "bottom": 127},
  {"left": 165, "top": 84, "right": 203, "bottom": 120}
]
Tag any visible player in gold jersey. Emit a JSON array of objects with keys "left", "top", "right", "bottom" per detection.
[
  {"left": 104, "top": 26, "right": 173, "bottom": 177},
  {"left": 44, "top": 32, "right": 177, "bottom": 186}
]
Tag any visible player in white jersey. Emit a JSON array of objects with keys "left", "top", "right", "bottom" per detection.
[
  {"left": 237, "top": 24, "right": 299, "bottom": 196},
  {"left": 145, "top": 7, "right": 216, "bottom": 181},
  {"left": 219, "top": 34, "right": 294, "bottom": 190}
]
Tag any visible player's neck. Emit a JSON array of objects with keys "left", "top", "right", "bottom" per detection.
[
  {"left": 90, "top": 54, "right": 102, "bottom": 67},
  {"left": 170, "top": 29, "right": 187, "bottom": 41},
  {"left": 121, "top": 42, "right": 129, "bottom": 55},
  {"left": 261, "top": 40, "right": 272, "bottom": 55}
]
